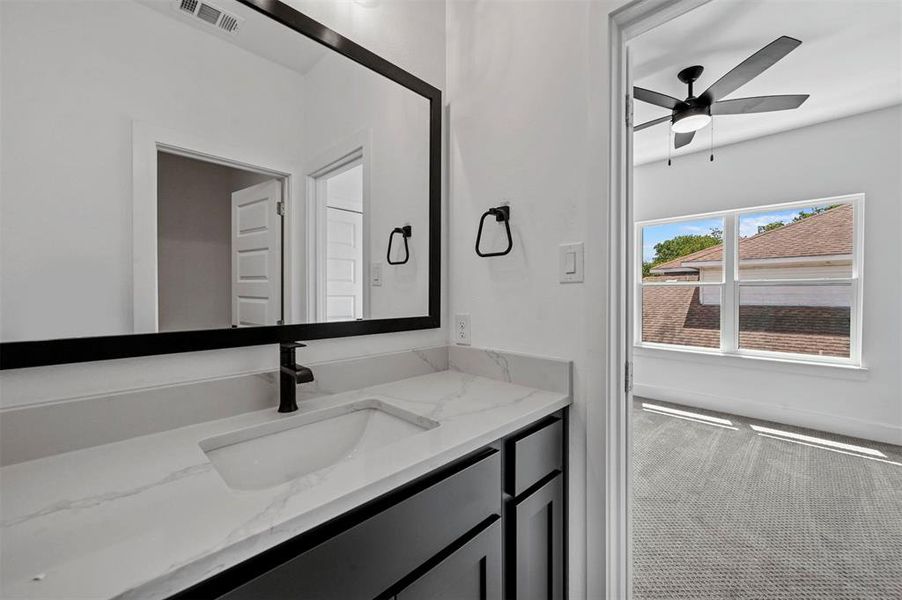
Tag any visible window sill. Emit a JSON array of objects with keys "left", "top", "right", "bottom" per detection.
[{"left": 633, "top": 343, "right": 869, "bottom": 380}]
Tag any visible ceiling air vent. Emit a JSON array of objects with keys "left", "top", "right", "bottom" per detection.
[
  {"left": 196, "top": 3, "right": 220, "bottom": 25},
  {"left": 178, "top": 0, "right": 199, "bottom": 14},
  {"left": 173, "top": 0, "right": 242, "bottom": 35},
  {"left": 218, "top": 13, "right": 239, "bottom": 34}
]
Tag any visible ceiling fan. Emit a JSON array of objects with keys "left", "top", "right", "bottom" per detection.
[{"left": 633, "top": 36, "right": 810, "bottom": 149}]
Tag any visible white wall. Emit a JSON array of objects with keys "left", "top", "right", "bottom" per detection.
[
  {"left": 447, "top": 1, "right": 626, "bottom": 596},
  {"left": 0, "top": 0, "right": 308, "bottom": 342},
  {"left": 157, "top": 153, "right": 234, "bottom": 331},
  {"left": 303, "top": 51, "right": 431, "bottom": 319},
  {"left": 0, "top": 0, "right": 447, "bottom": 407},
  {"left": 633, "top": 105, "right": 902, "bottom": 444}
]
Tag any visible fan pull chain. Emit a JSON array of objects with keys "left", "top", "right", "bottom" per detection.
[
  {"left": 709, "top": 117, "right": 715, "bottom": 162},
  {"left": 667, "top": 126, "right": 672, "bottom": 166}
]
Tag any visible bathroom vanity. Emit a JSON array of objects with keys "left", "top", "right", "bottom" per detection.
[
  {"left": 180, "top": 411, "right": 565, "bottom": 600},
  {"left": 0, "top": 348, "right": 571, "bottom": 599}
]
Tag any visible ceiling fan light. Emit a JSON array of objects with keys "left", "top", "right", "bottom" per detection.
[{"left": 672, "top": 107, "right": 711, "bottom": 133}]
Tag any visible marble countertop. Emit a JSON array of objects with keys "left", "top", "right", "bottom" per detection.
[{"left": 0, "top": 369, "right": 570, "bottom": 599}]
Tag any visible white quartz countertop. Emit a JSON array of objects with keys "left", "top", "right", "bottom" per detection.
[{"left": 0, "top": 370, "right": 570, "bottom": 599}]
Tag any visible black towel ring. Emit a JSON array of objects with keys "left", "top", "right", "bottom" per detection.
[
  {"left": 475, "top": 206, "right": 512, "bottom": 257},
  {"left": 387, "top": 225, "right": 412, "bottom": 265}
]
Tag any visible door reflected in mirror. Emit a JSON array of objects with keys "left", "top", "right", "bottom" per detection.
[
  {"left": 317, "top": 159, "right": 366, "bottom": 323},
  {"left": 0, "top": 0, "right": 431, "bottom": 342}
]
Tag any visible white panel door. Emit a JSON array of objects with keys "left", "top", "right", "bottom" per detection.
[
  {"left": 325, "top": 207, "right": 363, "bottom": 322},
  {"left": 231, "top": 179, "right": 282, "bottom": 327}
]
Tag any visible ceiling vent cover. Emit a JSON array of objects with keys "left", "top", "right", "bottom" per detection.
[
  {"left": 218, "top": 13, "right": 239, "bottom": 34},
  {"left": 174, "top": 0, "right": 242, "bottom": 35}
]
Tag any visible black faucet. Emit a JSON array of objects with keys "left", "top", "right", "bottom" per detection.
[{"left": 279, "top": 342, "right": 314, "bottom": 413}]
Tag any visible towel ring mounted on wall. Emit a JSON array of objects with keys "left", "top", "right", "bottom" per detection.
[
  {"left": 475, "top": 206, "right": 512, "bottom": 257},
  {"left": 387, "top": 225, "right": 412, "bottom": 265}
]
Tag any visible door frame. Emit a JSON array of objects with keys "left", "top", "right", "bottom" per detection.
[
  {"left": 597, "top": 1, "right": 712, "bottom": 598},
  {"left": 303, "top": 130, "right": 373, "bottom": 323},
  {"left": 131, "top": 121, "right": 300, "bottom": 333}
]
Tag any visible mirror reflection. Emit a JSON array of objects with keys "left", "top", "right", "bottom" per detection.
[{"left": 0, "top": 0, "right": 431, "bottom": 342}]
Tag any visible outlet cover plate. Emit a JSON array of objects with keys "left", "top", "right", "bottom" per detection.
[{"left": 454, "top": 313, "right": 471, "bottom": 345}]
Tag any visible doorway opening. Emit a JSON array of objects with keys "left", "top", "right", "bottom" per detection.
[
  {"left": 156, "top": 151, "right": 286, "bottom": 331},
  {"left": 308, "top": 149, "right": 370, "bottom": 323},
  {"left": 131, "top": 122, "right": 298, "bottom": 334},
  {"left": 609, "top": 1, "right": 902, "bottom": 598}
]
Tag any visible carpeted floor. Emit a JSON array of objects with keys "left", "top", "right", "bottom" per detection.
[{"left": 632, "top": 398, "right": 902, "bottom": 600}]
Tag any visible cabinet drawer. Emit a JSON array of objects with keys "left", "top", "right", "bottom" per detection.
[
  {"left": 507, "top": 417, "right": 563, "bottom": 497},
  {"left": 397, "top": 517, "right": 502, "bottom": 600},
  {"left": 219, "top": 450, "right": 501, "bottom": 600}
]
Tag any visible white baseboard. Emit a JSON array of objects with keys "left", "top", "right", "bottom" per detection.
[{"left": 633, "top": 383, "right": 902, "bottom": 446}]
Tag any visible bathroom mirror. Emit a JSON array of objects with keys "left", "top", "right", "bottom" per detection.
[{"left": 0, "top": 0, "right": 440, "bottom": 368}]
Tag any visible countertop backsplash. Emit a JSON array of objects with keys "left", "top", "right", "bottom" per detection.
[{"left": 0, "top": 346, "right": 569, "bottom": 466}]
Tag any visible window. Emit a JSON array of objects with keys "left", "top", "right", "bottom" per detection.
[
  {"left": 637, "top": 195, "right": 862, "bottom": 365},
  {"left": 640, "top": 217, "right": 724, "bottom": 349}
]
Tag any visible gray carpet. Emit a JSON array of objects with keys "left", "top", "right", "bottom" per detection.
[{"left": 632, "top": 398, "right": 902, "bottom": 600}]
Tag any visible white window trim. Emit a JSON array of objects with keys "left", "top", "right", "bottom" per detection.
[{"left": 634, "top": 193, "right": 865, "bottom": 367}]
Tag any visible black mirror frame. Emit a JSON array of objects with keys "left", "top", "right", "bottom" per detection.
[{"left": 0, "top": 0, "right": 441, "bottom": 370}]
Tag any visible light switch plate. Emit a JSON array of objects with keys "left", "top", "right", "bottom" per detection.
[
  {"left": 370, "top": 262, "right": 383, "bottom": 286},
  {"left": 559, "top": 242, "right": 584, "bottom": 283}
]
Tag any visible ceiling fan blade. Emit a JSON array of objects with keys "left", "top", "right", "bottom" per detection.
[
  {"left": 712, "top": 94, "right": 809, "bottom": 115},
  {"left": 634, "top": 115, "right": 671, "bottom": 131},
  {"left": 674, "top": 131, "right": 695, "bottom": 149},
  {"left": 633, "top": 86, "right": 681, "bottom": 110},
  {"left": 700, "top": 36, "right": 802, "bottom": 103}
]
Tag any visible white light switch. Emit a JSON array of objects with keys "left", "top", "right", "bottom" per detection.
[
  {"left": 370, "top": 262, "right": 383, "bottom": 286},
  {"left": 565, "top": 251, "right": 577, "bottom": 274},
  {"left": 559, "top": 242, "right": 584, "bottom": 283}
]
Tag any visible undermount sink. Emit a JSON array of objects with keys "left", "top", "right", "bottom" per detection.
[{"left": 200, "top": 398, "right": 439, "bottom": 491}]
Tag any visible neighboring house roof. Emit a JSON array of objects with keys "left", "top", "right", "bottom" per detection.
[
  {"left": 650, "top": 204, "right": 852, "bottom": 273},
  {"left": 641, "top": 276, "right": 850, "bottom": 357}
]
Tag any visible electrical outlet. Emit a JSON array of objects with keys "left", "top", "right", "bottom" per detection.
[{"left": 454, "top": 313, "right": 471, "bottom": 346}]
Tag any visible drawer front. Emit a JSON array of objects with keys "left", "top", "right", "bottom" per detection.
[
  {"left": 508, "top": 417, "right": 563, "bottom": 497},
  {"left": 397, "top": 517, "right": 502, "bottom": 600},
  {"left": 219, "top": 450, "right": 501, "bottom": 600}
]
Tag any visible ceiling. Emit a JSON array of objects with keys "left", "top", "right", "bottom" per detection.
[
  {"left": 137, "top": 0, "right": 327, "bottom": 76},
  {"left": 630, "top": 0, "right": 902, "bottom": 166}
]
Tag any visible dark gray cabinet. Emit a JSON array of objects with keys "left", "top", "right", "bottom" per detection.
[
  {"left": 218, "top": 451, "right": 501, "bottom": 600},
  {"left": 174, "top": 410, "right": 567, "bottom": 600},
  {"left": 397, "top": 518, "right": 502, "bottom": 600},
  {"left": 510, "top": 473, "right": 564, "bottom": 600},
  {"left": 508, "top": 417, "right": 563, "bottom": 497}
]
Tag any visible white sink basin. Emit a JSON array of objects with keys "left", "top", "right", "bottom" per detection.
[{"left": 200, "top": 399, "right": 439, "bottom": 491}]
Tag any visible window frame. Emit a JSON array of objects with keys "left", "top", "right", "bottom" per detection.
[{"left": 635, "top": 193, "right": 864, "bottom": 367}]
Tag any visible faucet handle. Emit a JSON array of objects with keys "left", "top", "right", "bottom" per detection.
[
  {"left": 279, "top": 341, "right": 306, "bottom": 364},
  {"left": 280, "top": 341, "right": 307, "bottom": 349}
]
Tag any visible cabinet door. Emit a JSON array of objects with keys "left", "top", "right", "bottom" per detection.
[
  {"left": 513, "top": 474, "right": 563, "bottom": 600},
  {"left": 398, "top": 519, "right": 502, "bottom": 600}
]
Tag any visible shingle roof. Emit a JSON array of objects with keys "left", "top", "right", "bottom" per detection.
[
  {"left": 641, "top": 279, "right": 850, "bottom": 357},
  {"left": 651, "top": 204, "right": 852, "bottom": 273}
]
